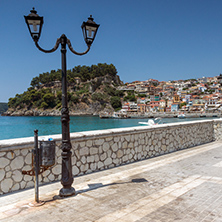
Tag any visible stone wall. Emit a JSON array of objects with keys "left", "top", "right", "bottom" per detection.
[
  {"left": 0, "top": 119, "right": 221, "bottom": 195},
  {"left": 213, "top": 120, "right": 222, "bottom": 141}
]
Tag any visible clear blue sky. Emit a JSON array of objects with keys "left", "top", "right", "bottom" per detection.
[{"left": 1, "top": 0, "right": 222, "bottom": 102}]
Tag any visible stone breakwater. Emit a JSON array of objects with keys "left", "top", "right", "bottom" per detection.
[{"left": 0, "top": 119, "right": 222, "bottom": 195}]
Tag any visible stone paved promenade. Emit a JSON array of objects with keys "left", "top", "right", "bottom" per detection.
[{"left": 0, "top": 141, "right": 222, "bottom": 222}]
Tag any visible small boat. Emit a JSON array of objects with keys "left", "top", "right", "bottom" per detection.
[
  {"left": 139, "top": 118, "right": 162, "bottom": 125},
  {"left": 99, "top": 110, "right": 130, "bottom": 119},
  {"left": 112, "top": 111, "right": 130, "bottom": 119},
  {"left": 178, "top": 113, "right": 186, "bottom": 118},
  {"left": 99, "top": 112, "right": 112, "bottom": 118}
]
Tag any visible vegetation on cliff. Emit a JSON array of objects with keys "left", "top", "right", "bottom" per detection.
[{"left": 7, "top": 63, "right": 124, "bottom": 115}]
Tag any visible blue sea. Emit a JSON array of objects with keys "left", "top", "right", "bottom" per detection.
[{"left": 0, "top": 115, "right": 218, "bottom": 140}]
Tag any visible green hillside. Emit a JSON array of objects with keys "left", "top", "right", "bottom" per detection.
[{"left": 7, "top": 63, "right": 124, "bottom": 113}]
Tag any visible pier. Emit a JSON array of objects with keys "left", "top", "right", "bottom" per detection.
[
  {"left": 128, "top": 112, "right": 222, "bottom": 118},
  {"left": 100, "top": 112, "right": 222, "bottom": 119}
]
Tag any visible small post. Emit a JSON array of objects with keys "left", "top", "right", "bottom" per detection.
[
  {"left": 29, "top": 129, "right": 45, "bottom": 207},
  {"left": 34, "top": 129, "right": 39, "bottom": 203}
]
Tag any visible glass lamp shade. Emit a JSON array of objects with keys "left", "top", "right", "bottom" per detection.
[
  {"left": 82, "top": 15, "right": 99, "bottom": 46},
  {"left": 24, "top": 8, "right": 43, "bottom": 42}
]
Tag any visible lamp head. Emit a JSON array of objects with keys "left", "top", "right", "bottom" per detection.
[
  {"left": 24, "top": 7, "right": 43, "bottom": 42},
  {"left": 81, "top": 15, "right": 100, "bottom": 46}
]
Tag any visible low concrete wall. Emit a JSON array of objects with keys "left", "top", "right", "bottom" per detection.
[{"left": 0, "top": 119, "right": 222, "bottom": 195}]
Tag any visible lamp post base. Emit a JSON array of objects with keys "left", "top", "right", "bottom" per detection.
[{"left": 59, "top": 187, "right": 76, "bottom": 197}]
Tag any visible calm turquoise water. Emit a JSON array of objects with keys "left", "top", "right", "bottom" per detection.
[{"left": 0, "top": 116, "right": 218, "bottom": 140}]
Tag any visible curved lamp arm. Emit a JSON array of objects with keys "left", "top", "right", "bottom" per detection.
[
  {"left": 35, "top": 38, "right": 61, "bottom": 53},
  {"left": 67, "top": 38, "right": 90, "bottom": 55}
]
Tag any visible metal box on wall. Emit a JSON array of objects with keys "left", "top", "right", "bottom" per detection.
[{"left": 39, "top": 141, "right": 55, "bottom": 167}]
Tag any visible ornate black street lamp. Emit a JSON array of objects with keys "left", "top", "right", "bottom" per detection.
[{"left": 24, "top": 8, "right": 99, "bottom": 197}]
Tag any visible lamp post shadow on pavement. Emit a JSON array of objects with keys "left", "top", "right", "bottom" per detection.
[{"left": 24, "top": 7, "right": 100, "bottom": 197}]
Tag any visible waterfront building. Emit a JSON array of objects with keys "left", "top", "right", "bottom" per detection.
[
  {"left": 149, "top": 101, "right": 160, "bottom": 112},
  {"left": 137, "top": 104, "right": 147, "bottom": 113},
  {"left": 159, "top": 107, "right": 165, "bottom": 112},
  {"left": 122, "top": 103, "right": 130, "bottom": 112},
  {"left": 167, "top": 99, "right": 173, "bottom": 107},
  {"left": 171, "top": 103, "right": 179, "bottom": 112},
  {"left": 184, "top": 94, "right": 192, "bottom": 103},
  {"left": 128, "top": 102, "right": 138, "bottom": 112},
  {"left": 173, "top": 94, "right": 180, "bottom": 103},
  {"left": 137, "top": 98, "right": 146, "bottom": 104},
  {"left": 166, "top": 106, "right": 171, "bottom": 112},
  {"left": 159, "top": 99, "right": 166, "bottom": 107},
  {"left": 190, "top": 104, "right": 204, "bottom": 111},
  {"left": 159, "top": 99, "right": 166, "bottom": 112}
]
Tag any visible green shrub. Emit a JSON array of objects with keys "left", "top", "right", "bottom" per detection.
[
  {"left": 111, "top": 96, "right": 122, "bottom": 109},
  {"left": 71, "top": 95, "right": 79, "bottom": 104},
  {"left": 40, "top": 102, "right": 48, "bottom": 109}
]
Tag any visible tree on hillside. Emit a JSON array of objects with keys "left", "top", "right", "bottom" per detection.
[
  {"left": 105, "top": 85, "right": 124, "bottom": 97},
  {"left": 29, "top": 63, "right": 118, "bottom": 88},
  {"left": 179, "top": 102, "right": 187, "bottom": 108},
  {"left": 111, "top": 96, "right": 122, "bottom": 110},
  {"left": 31, "top": 77, "right": 40, "bottom": 88},
  {"left": 41, "top": 93, "right": 56, "bottom": 109},
  {"left": 92, "top": 93, "right": 108, "bottom": 105},
  {"left": 124, "top": 91, "right": 136, "bottom": 102}
]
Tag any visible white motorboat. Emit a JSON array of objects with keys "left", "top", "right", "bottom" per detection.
[
  {"left": 139, "top": 118, "right": 162, "bottom": 125},
  {"left": 178, "top": 113, "right": 186, "bottom": 118}
]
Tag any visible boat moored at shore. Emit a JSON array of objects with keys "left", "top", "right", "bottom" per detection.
[
  {"left": 178, "top": 113, "right": 186, "bottom": 118},
  {"left": 138, "top": 117, "right": 163, "bottom": 126},
  {"left": 99, "top": 111, "right": 130, "bottom": 119}
]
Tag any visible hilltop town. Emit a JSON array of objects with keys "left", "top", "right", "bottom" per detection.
[{"left": 114, "top": 74, "right": 222, "bottom": 117}]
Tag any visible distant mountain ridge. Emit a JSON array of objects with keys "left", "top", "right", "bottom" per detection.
[{"left": 0, "top": 103, "right": 8, "bottom": 114}]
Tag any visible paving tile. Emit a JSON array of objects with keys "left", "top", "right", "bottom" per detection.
[{"left": 1, "top": 142, "right": 222, "bottom": 222}]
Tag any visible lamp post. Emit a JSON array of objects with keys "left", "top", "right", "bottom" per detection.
[{"left": 24, "top": 8, "right": 99, "bottom": 197}]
